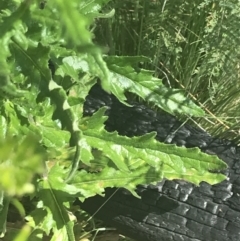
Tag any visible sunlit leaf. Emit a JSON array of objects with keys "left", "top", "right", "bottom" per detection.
[
  {"left": 80, "top": 108, "right": 226, "bottom": 191},
  {"left": 105, "top": 56, "right": 205, "bottom": 116},
  {"left": 0, "top": 135, "right": 45, "bottom": 196}
]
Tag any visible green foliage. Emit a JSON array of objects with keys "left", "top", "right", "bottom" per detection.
[
  {"left": 81, "top": 108, "right": 226, "bottom": 188},
  {"left": 0, "top": 0, "right": 228, "bottom": 240},
  {"left": 105, "top": 56, "right": 204, "bottom": 116},
  {"left": 0, "top": 135, "right": 44, "bottom": 196},
  {"left": 99, "top": 0, "right": 240, "bottom": 141}
]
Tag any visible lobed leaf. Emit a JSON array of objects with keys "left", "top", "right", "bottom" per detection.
[
  {"left": 37, "top": 164, "right": 79, "bottom": 241},
  {"left": 80, "top": 108, "right": 226, "bottom": 189},
  {"left": 105, "top": 56, "right": 205, "bottom": 116}
]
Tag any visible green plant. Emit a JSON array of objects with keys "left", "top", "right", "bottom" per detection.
[
  {"left": 0, "top": 1, "right": 227, "bottom": 241},
  {"left": 97, "top": 0, "right": 240, "bottom": 141}
]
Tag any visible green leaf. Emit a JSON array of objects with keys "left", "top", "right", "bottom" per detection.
[
  {"left": 26, "top": 207, "right": 51, "bottom": 236},
  {"left": 37, "top": 164, "right": 80, "bottom": 241},
  {"left": 0, "top": 135, "right": 45, "bottom": 196},
  {"left": 26, "top": 101, "right": 70, "bottom": 149},
  {"left": 0, "top": 194, "right": 9, "bottom": 238},
  {"left": 105, "top": 56, "right": 205, "bottom": 116},
  {"left": 0, "top": 0, "right": 30, "bottom": 39},
  {"left": 81, "top": 108, "right": 130, "bottom": 173},
  {"left": 10, "top": 41, "right": 51, "bottom": 85},
  {"left": 48, "top": 0, "right": 110, "bottom": 92},
  {"left": 78, "top": 137, "right": 94, "bottom": 166},
  {"left": 80, "top": 108, "right": 226, "bottom": 189},
  {"left": 58, "top": 53, "right": 110, "bottom": 94},
  {"left": 0, "top": 116, "right": 7, "bottom": 139},
  {"left": 72, "top": 166, "right": 161, "bottom": 200},
  {"left": 12, "top": 225, "right": 31, "bottom": 241},
  {"left": 79, "top": 0, "right": 111, "bottom": 14},
  {"left": 53, "top": 0, "right": 92, "bottom": 46},
  {"left": 56, "top": 55, "right": 99, "bottom": 102}
]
